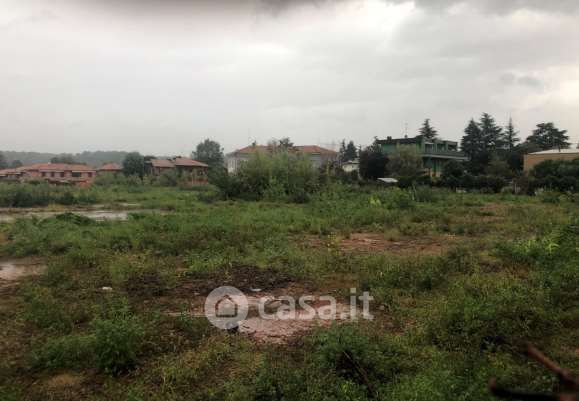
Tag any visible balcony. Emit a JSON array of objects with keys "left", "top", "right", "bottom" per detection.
[{"left": 422, "top": 149, "right": 467, "bottom": 158}]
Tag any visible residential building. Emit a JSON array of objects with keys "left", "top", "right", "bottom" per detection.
[
  {"left": 376, "top": 135, "right": 467, "bottom": 177},
  {"left": 523, "top": 148, "right": 579, "bottom": 172},
  {"left": 146, "top": 157, "right": 209, "bottom": 184},
  {"left": 0, "top": 163, "right": 96, "bottom": 187},
  {"left": 97, "top": 163, "right": 123, "bottom": 175},
  {"left": 226, "top": 144, "right": 338, "bottom": 173},
  {"left": 341, "top": 159, "right": 360, "bottom": 174}
]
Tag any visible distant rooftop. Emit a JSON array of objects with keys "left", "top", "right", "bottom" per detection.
[{"left": 529, "top": 148, "right": 579, "bottom": 155}]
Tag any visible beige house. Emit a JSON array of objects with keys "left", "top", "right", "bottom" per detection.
[
  {"left": 226, "top": 144, "right": 338, "bottom": 173},
  {"left": 523, "top": 149, "right": 579, "bottom": 172}
]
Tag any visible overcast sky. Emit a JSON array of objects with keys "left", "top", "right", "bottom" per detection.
[{"left": 1, "top": 0, "right": 578, "bottom": 155}]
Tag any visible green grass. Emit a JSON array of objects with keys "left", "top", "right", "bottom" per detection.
[{"left": 0, "top": 185, "right": 576, "bottom": 401}]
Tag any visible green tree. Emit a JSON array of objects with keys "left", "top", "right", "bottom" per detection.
[
  {"left": 387, "top": 147, "right": 424, "bottom": 178},
  {"left": 479, "top": 113, "right": 504, "bottom": 150},
  {"left": 339, "top": 140, "right": 358, "bottom": 162},
  {"left": 503, "top": 117, "right": 520, "bottom": 150},
  {"left": 0, "top": 152, "right": 7, "bottom": 169},
  {"left": 526, "top": 122, "right": 570, "bottom": 150},
  {"left": 192, "top": 139, "right": 224, "bottom": 168},
  {"left": 460, "top": 119, "right": 483, "bottom": 159},
  {"left": 359, "top": 140, "right": 388, "bottom": 180},
  {"left": 50, "top": 155, "right": 77, "bottom": 164},
  {"left": 10, "top": 160, "right": 23, "bottom": 168},
  {"left": 122, "top": 152, "right": 145, "bottom": 177},
  {"left": 419, "top": 118, "right": 438, "bottom": 140}
]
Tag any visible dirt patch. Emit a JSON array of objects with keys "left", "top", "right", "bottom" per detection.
[
  {"left": 308, "top": 233, "right": 456, "bottom": 255},
  {"left": 44, "top": 373, "right": 85, "bottom": 389},
  {"left": 166, "top": 286, "right": 365, "bottom": 344},
  {"left": 0, "top": 258, "right": 46, "bottom": 282}
]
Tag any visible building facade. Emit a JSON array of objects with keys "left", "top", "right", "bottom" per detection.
[
  {"left": 226, "top": 144, "right": 338, "bottom": 173},
  {"left": 376, "top": 135, "right": 467, "bottom": 177},
  {"left": 523, "top": 149, "right": 579, "bottom": 172},
  {"left": 146, "top": 157, "right": 209, "bottom": 184},
  {"left": 0, "top": 163, "right": 96, "bottom": 187}
]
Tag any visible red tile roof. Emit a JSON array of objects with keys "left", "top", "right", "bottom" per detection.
[
  {"left": 173, "top": 158, "right": 209, "bottom": 167},
  {"left": 232, "top": 144, "right": 337, "bottom": 155},
  {"left": 148, "top": 158, "right": 208, "bottom": 168},
  {"left": 24, "top": 163, "right": 96, "bottom": 172},
  {"left": 294, "top": 145, "right": 337, "bottom": 155},
  {"left": 98, "top": 163, "right": 122, "bottom": 171},
  {"left": 149, "top": 159, "right": 175, "bottom": 168}
]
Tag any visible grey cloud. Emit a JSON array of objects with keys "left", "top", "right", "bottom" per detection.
[
  {"left": 388, "top": 0, "right": 579, "bottom": 14},
  {"left": 517, "top": 75, "right": 542, "bottom": 88}
]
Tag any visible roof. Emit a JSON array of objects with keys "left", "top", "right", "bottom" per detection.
[
  {"left": 0, "top": 168, "right": 25, "bottom": 176},
  {"left": 149, "top": 159, "right": 175, "bottom": 168},
  {"left": 232, "top": 145, "right": 270, "bottom": 154},
  {"left": 148, "top": 158, "right": 208, "bottom": 168},
  {"left": 98, "top": 163, "right": 122, "bottom": 171},
  {"left": 231, "top": 144, "right": 337, "bottom": 155},
  {"left": 377, "top": 135, "right": 458, "bottom": 146},
  {"left": 528, "top": 148, "right": 579, "bottom": 155},
  {"left": 173, "top": 158, "right": 209, "bottom": 167},
  {"left": 294, "top": 145, "right": 337, "bottom": 155},
  {"left": 24, "top": 163, "right": 95, "bottom": 172}
]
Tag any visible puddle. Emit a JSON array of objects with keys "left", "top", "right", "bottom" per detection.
[
  {"left": 0, "top": 209, "right": 165, "bottom": 223},
  {"left": 0, "top": 259, "right": 46, "bottom": 282}
]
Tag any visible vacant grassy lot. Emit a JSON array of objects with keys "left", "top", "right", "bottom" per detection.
[{"left": 0, "top": 184, "right": 577, "bottom": 401}]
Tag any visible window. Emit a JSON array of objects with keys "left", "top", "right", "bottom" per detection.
[
  {"left": 41, "top": 172, "right": 47, "bottom": 177},
  {"left": 72, "top": 172, "right": 81, "bottom": 178},
  {"left": 88, "top": 172, "right": 93, "bottom": 178},
  {"left": 60, "top": 172, "right": 65, "bottom": 178},
  {"left": 51, "top": 172, "right": 55, "bottom": 177}
]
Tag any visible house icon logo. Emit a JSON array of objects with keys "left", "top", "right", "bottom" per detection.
[{"left": 204, "top": 286, "right": 248, "bottom": 329}]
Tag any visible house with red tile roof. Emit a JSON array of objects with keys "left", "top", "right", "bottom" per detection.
[
  {"left": 0, "top": 163, "right": 97, "bottom": 187},
  {"left": 98, "top": 163, "right": 123, "bottom": 175},
  {"left": 226, "top": 144, "right": 338, "bottom": 173},
  {"left": 146, "top": 157, "right": 209, "bottom": 184}
]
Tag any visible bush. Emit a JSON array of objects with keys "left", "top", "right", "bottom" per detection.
[
  {"left": 426, "top": 273, "right": 554, "bottom": 352},
  {"left": 92, "top": 315, "right": 145, "bottom": 374},
  {"left": 23, "top": 286, "right": 73, "bottom": 333},
  {"left": 31, "top": 334, "right": 95, "bottom": 370},
  {"left": 213, "top": 151, "right": 320, "bottom": 202}
]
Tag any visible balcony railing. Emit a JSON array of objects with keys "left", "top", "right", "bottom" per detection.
[{"left": 422, "top": 149, "right": 467, "bottom": 158}]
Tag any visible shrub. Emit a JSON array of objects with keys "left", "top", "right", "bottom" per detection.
[
  {"left": 426, "top": 273, "right": 554, "bottom": 352},
  {"left": 31, "top": 334, "right": 95, "bottom": 370},
  {"left": 91, "top": 315, "right": 145, "bottom": 374},
  {"left": 23, "top": 286, "right": 73, "bottom": 333},
  {"left": 213, "top": 151, "right": 320, "bottom": 202}
]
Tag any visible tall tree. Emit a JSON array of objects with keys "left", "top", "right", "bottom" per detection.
[
  {"left": 339, "top": 140, "right": 358, "bottom": 162},
  {"left": 503, "top": 117, "right": 520, "bottom": 150},
  {"left": 0, "top": 152, "right": 7, "bottom": 169},
  {"left": 460, "top": 119, "right": 482, "bottom": 159},
  {"left": 419, "top": 118, "right": 438, "bottom": 140},
  {"left": 526, "top": 122, "right": 570, "bottom": 150},
  {"left": 193, "top": 139, "right": 224, "bottom": 168},
  {"left": 122, "top": 152, "right": 145, "bottom": 177},
  {"left": 359, "top": 139, "right": 387, "bottom": 180},
  {"left": 479, "top": 113, "right": 504, "bottom": 150}
]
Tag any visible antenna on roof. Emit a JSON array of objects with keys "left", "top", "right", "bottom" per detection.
[{"left": 404, "top": 122, "right": 408, "bottom": 139}]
